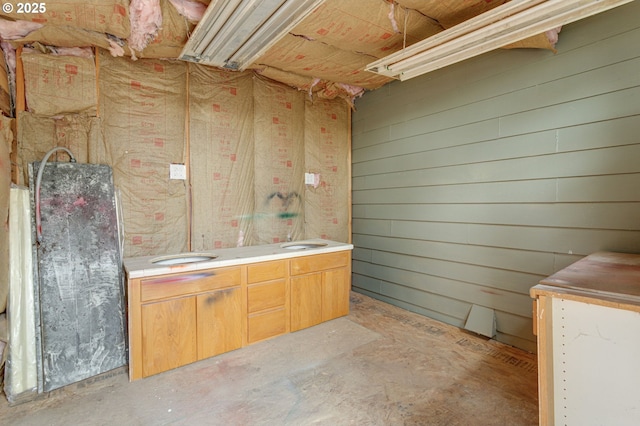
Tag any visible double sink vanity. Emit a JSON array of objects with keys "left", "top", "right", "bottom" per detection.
[{"left": 123, "top": 239, "right": 353, "bottom": 381}]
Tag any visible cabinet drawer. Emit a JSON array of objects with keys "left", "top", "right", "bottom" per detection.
[
  {"left": 290, "top": 251, "right": 350, "bottom": 275},
  {"left": 247, "top": 308, "right": 287, "bottom": 344},
  {"left": 248, "top": 280, "right": 286, "bottom": 313},
  {"left": 141, "top": 267, "right": 240, "bottom": 302},
  {"left": 247, "top": 260, "right": 286, "bottom": 284}
]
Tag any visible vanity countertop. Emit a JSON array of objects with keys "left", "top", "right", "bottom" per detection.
[{"left": 123, "top": 239, "right": 353, "bottom": 279}]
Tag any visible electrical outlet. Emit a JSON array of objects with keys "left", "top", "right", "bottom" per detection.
[
  {"left": 170, "top": 163, "right": 187, "bottom": 180},
  {"left": 305, "top": 172, "right": 315, "bottom": 185}
]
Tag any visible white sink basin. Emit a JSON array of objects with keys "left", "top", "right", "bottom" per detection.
[
  {"left": 280, "top": 241, "right": 328, "bottom": 250},
  {"left": 151, "top": 253, "right": 217, "bottom": 266}
]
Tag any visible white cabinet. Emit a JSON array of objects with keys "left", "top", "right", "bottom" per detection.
[{"left": 531, "top": 252, "right": 640, "bottom": 426}]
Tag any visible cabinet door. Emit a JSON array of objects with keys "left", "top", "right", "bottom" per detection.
[
  {"left": 197, "top": 287, "right": 242, "bottom": 360},
  {"left": 322, "top": 267, "right": 350, "bottom": 322},
  {"left": 141, "top": 297, "right": 197, "bottom": 377},
  {"left": 290, "top": 273, "right": 323, "bottom": 332}
]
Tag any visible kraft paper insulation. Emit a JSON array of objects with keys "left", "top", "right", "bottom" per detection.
[
  {"left": 1, "top": 0, "right": 560, "bottom": 108},
  {"left": 253, "top": 75, "right": 306, "bottom": 245},
  {"left": 189, "top": 65, "right": 255, "bottom": 250},
  {"left": 135, "top": 0, "right": 195, "bottom": 59},
  {"left": 189, "top": 65, "right": 350, "bottom": 251},
  {"left": 255, "top": 33, "right": 389, "bottom": 91},
  {"left": 303, "top": 97, "right": 350, "bottom": 243},
  {"left": 14, "top": 51, "right": 350, "bottom": 256},
  {"left": 21, "top": 49, "right": 97, "bottom": 116},
  {"left": 99, "top": 51, "right": 188, "bottom": 257},
  {"left": 0, "top": 1, "right": 130, "bottom": 39},
  {"left": 17, "top": 112, "right": 101, "bottom": 184},
  {"left": 289, "top": 0, "right": 443, "bottom": 58}
]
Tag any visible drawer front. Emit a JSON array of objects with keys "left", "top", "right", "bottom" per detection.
[
  {"left": 248, "top": 279, "right": 286, "bottom": 313},
  {"left": 247, "top": 308, "right": 287, "bottom": 344},
  {"left": 141, "top": 267, "right": 241, "bottom": 302},
  {"left": 290, "top": 251, "right": 350, "bottom": 275},
  {"left": 247, "top": 260, "right": 286, "bottom": 284}
]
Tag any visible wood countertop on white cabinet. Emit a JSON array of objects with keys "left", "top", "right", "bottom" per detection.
[{"left": 530, "top": 252, "right": 640, "bottom": 426}]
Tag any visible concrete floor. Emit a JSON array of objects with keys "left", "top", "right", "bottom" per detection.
[{"left": 1, "top": 292, "right": 539, "bottom": 425}]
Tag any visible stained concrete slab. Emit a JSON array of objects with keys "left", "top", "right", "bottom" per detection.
[{"left": 0, "top": 292, "right": 538, "bottom": 425}]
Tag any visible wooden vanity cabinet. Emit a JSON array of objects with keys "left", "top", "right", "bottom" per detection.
[
  {"left": 246, "top": 260, "right": 289, "bottom": 344},
  {"left": 127, "top": 248, "right": 352, "bottom": 381},
  {"left": 290, "top": 251, "right": 351, "bottom": 332},
  {"left": 130, "top": 266, "right": 242, "bottom": 379}
]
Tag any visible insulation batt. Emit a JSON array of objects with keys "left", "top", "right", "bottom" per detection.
[
  {"left": 168, "top": 0, "right": 206, "bottom": 22},
  {"left": 546, "top": 26, "right": 562, "bottom": 47},
  {"left": 1, "top": 42, "right": 16, "bottom": 100},
  {"left": 50, "top": 47, "right": 94, "bottom": 58},
  {"left": 388, "top": 2, "right": 400, "bottom": 33},
  {"left": 337, "top": 83, "right": 365, "bottom": 98},
  {"left": 0, "top": 19, "right": 42, "bottom": 40},
  {"left": 1, "top": 42, "right": 15, "bottom": 72},
  {"left": 129, "top": 0, "right": 163, "bottom": 53},
  {"left": 108, "top": 40, "right": 126, "bottom": 57}
]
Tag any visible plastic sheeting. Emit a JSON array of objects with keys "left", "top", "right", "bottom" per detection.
[{"left": 4, "top": 186, "right": 37, "bottom": 404}]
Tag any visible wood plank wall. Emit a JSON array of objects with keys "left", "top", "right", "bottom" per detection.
[{"left": 351, "top": 2, "right": 640, "bottom": 352}]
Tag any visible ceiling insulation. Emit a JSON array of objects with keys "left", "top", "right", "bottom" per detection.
[{"left": 0, "top": 0, "right": 560, "bottom": 106}]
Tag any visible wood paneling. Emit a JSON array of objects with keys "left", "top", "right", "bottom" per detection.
[{"left": 351, "top": 1, "right": 640, "bottom": 353}]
